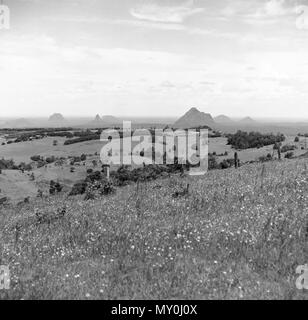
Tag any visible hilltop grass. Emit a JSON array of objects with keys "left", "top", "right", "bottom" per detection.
[{"left": 1, "top": 159, "right": 308, "bottom": 300}]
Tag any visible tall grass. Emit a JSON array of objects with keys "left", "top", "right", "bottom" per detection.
[{"left": 0, "top": 159, "right": 308, "bottom": 299}]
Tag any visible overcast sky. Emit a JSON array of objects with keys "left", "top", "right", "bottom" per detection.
[{"left": 1, "top": 0, "right": 308, "bottom": 118}]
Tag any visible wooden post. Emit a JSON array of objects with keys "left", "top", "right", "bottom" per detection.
[
  {"left": 106, "top": 165, "right": 110, "bottom": 181},
  {"left": 277, "top": 145, "right": 281, "bottom": 160},
  {"left": 102, "top": 164, "right": 110, "bottom": 181}
]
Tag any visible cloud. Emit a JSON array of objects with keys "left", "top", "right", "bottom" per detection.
[
  {"left": 221, "top": 0, "right": 297, "bottom": 24},
  {"left": 113, "top": 18, "right": 186, "bottom": 31},
  {"left": 112, "top": 18, "right": 216, "bottom": 36},
  {"left": 130, "top": 0, "right": 204, "bottom": 23}
]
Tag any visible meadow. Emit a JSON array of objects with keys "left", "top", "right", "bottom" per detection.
[
  {"left": 1, "top": 132, "right": 307, "bottom": 203},
  {"left": 1, "top": 134, "right": 306, "bottom": 164},
  {"left": 1, "top": 158, "right": 308, "bottom": 300}
]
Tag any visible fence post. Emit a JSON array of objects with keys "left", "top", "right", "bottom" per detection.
[{"left": 106, "top": 165, "right": 110, "bottom": 181}]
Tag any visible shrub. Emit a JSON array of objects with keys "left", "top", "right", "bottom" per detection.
[
  {"left": 19, "top": 162, "right": 32, "bottom": 171},
  {"left": 284, "top": 152, "right": 294, "bottom": 159},
  {"left": 0, "top": 197, "right": 9, "bottom": 205},
  {"left": 69, "top": 181, "right": 87, "bottom": 196},
  {"left": 49, "top": 180, "right": 63, "bottom": 195},
  {"left": 219, "top": 159, "right": 235, "bottom": 169},
  {"left": 259, "top": 153, "right": 273, "bottom": 162},
  {"left": 46, "top": 156, "right": 56, "bottom": 164},
  {"left": 85, "top": 171, "right": 102, "bottom": 183},
  {"left": 281, "top": 145, "right": 297, "bottom": 153},
  {"left": 100, "top": 181, "right": 115, "bottom": 195},
  {"left": 208, "top": 155, "right": 219, "bottom": 170},
  {"left": 227, "top": 131, "right": 285, "bottom": 150},
  {"left": 0, "top": 158, "right": 15, "bottom": 169},
  {"left": 30, "top": 155, "right": 42, "bottom": 162},
  {"left": 64, "top": 134, "right": 100, "bottom": 145},
  {"left": 37, "top": 160, "right": 46, "bottom": 168}
]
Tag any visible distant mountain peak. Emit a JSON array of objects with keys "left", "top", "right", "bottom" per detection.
[
  {"left": 2, "top": 118, "right": 33, "bottom": 128},
  {"left": 101, "top": 115, "right": 121, "bottom": 124},
  {"left": 214, "top": 114, "right": 233, "bottom": 123},
  {"left": 239, "top": 116, "right": 256, "bottom": 123},
  {"left": 85, "top": 114, "right": 121, "bottom": 128},
  {"left": 187, "top": 107, "right": 199, "bottom": 113},
  {"left": 173, "top": 107, "right": 214, "bottom": 129},
  {"left": 49, "top": 113, "right": 65, "bottom": 122}
]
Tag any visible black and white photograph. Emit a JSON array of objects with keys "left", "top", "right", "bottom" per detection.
[{"left": 1, "top": 0, "right": 308, "bottom": 304}]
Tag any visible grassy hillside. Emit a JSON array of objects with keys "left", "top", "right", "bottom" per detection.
[{"left": 1, "top": 159, "right": 308, "bottom": 300}]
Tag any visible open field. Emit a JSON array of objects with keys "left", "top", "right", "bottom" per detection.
[
  {"left": 1, "top": 133, "right": 307, "bottom": 203},
  {"left": 0, "top": 158, "right": 308, "bottom": 300},
  {"left": 0, "top": 166, "right": 88, "bottom": 202},
  {"left": 1, "top": 134, "right": 307, "bottom": 164}
]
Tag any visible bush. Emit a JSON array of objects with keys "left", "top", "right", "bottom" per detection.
[
  {"left": 49, "top": 180, "right": 63, "bottom": 195},
  {"left": 37, "top": 160, "right": 46, "bottom": 168},
  {"left": 100, "top": 181, "right": 115, "bottom": 195},
  {"left": 19, "top": 162, "right": 32, "bottom": 171},
  {"left": 69, "top": 181, "right": 87, "bottom": 196},
  {"left": 85, "top": 171, "right": 102, "bottom": 183},
  {"left": 259, "top": 153, "right": 273, "bottom": 162},
  {"left": 0, "top": 197, "right": 9, "bottom": 205},
  {"left": 0, "top": 158, "right": 15, "bottom": 169},
  {"left": 284, "top": 152, "right": 294, "bottom": 159},
  {"left": 281, "top": 145, "right": 297, "bottom": 153},
  {"left": 227, "top": 131, "right": 285, "bottom": 150},
  {"left": 46, "top": 156, "right": 56, "bottom": 164},
  {"left": 208, "top": 155, "right": 219, "bottom": 170},
  {"left": 30, "top": 155, "right": 42, "bottom": 162},
  {"left": 219, "top": 159, "right": 235, "bottom": 169},
  {"left": 64, "top": 134, "right": 100, "bottom": 145}
]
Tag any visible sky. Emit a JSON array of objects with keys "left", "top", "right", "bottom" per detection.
[{"left": 1, "top": 0, "right": 308, "bottom": 119}]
